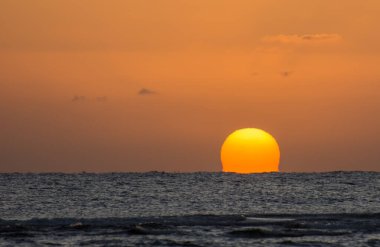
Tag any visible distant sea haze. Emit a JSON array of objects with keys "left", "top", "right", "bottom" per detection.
[{"left": 0, "top": 172, "right": 379, "bottom": 246}]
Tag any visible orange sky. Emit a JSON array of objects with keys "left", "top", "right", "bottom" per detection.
[{"left": 1, "top": 0, "right": 379, "bottom": 172}]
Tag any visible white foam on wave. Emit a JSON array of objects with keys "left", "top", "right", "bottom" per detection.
[{"left": 245, "top": 217, "right": 295, "bottom": 223}]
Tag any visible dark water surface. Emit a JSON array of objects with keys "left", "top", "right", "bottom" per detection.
[{"left": 0, "top": 172, "right": 379, "bottom": 246}]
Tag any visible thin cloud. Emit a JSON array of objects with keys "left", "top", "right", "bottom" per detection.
[
  {"left": 72, "top": 95, "right": 86, "bottom": 102},
  {"left": 262, "top": 34, "right": 342, "bottom": 45},
  {"left": 96, "top": 96, "right": 108, "bottom": 102},
  {"left": 138, "top": 88, "right": 157, "bottom": 96},
  {"left": 280, "top": 71, "right": 293, "bottom": 77}
]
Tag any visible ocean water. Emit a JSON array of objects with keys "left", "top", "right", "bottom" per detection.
[{"left": 0, "top": 172, "right": 379, "bottom": 246}]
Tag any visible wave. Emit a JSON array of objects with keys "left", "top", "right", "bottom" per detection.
[
  {"left": 1, "top": 213, "right": 379, "bottom": 231},
  {"left": 1, "top": 214, "right": 379, "bottom": 246}
]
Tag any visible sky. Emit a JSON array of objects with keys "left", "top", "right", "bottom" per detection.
[{"left": 0, "top": 0, "right": 379, "bottom": 172}]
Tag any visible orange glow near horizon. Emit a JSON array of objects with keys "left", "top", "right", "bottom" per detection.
[
  {"left": 221, "top": 128, "right": 280, "bottom": 173},
  {"left": 1, "top": 1, "right": 380, "bottom": 172}
]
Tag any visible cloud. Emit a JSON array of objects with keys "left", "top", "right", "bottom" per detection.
[
  {"left": 138, "top": 88, "right": 157, "bottom": 96},
  {"left": 71, "top": 95, "right": 109, "bottom": 103},
  {"left": 280, "top": 71, "right": 293, "bottom": 77},
  {"left": 72, "top": 95, "right": 86, "bottom": 102},
  {"left": 262, "top": 34, "right": 342, "bottom": 45},
  {"left": 96, "top": 96, "right": 108, "bottom": 102}
]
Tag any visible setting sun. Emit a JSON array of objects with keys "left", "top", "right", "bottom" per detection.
[{"left": 221, "top": 128, "right": 280, "bottom": 173}]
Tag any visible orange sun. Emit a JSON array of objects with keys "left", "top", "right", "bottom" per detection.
[{"left": 221, "top": 128, "right": 280, "bottom": 173}]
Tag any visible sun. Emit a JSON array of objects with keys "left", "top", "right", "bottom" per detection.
[{"left": 221, "top": 128, "right": 280, "bottom": 173}]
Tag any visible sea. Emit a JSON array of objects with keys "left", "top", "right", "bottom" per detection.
[{"left": 0, "top": 172, "right": 379, "bottom": 246}]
